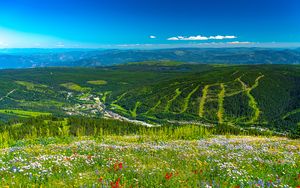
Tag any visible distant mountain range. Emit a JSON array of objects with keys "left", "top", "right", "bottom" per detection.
[{"left": 1, "top": 48, "right": 300, "bottom": 69}]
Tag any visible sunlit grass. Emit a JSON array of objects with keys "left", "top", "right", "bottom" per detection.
[
  {"left": 87, "top": 80, "right": 108, "bottom": 85},
  {"left": 60, "top": 82, "right": 90, "bottom": 92},
  {"left": 0, "top": 109, "right": 51, "bottom": 118},
  {"left": 0, "top": 135, "right": 299, "bottom": 187}
]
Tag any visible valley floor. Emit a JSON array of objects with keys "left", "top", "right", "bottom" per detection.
[{"left": 0, "top": 136, "right": 299, "bottom": 187}]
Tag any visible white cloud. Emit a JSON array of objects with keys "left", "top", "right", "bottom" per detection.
[
  {"left": 167, "top": 37, "right": 180, "bottom": 41},
  {"left": 209, "top": 35, "right": 236, "bottom": 40},
  {"left": 59, "top": 42, "right": 300, "bottom": 49},
  {"left": 228, "top": 41, "right": 251, "bottom": 44},
  {"left": 167, "top": 35, "right": 237, "bottom": 41},
  {"left": 184, "top": 35, "right": 208, "bottom": 40},
  {"left": 85, "top": 42, "right": 300, "bottom": 49},
  {"left": 149, "top": 35, "right": 156, "bottom": 39},
  {"left": 168, "top": 35, "right": 208, "bottom": 41}
]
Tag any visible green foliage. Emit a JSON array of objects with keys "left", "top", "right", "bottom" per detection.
[
  {"left": 0, "top": 114, "right": 290, "bottom": 150},
  {"left": 0, "top": 135, "right": 299, "bottom": 187},
  {"left": 15, "top": 80, "right": 48, "bottom": 92},
  {"left": 0, "top": 116, "right": 211, "bottom": 148},
  {"left": 0, "top": 115, "right": 298, "bottom": 187},
  {"left": 1, "top": 64, "right": 300, "bottom": 137},
  {"left": 126, "top": 60, "right": 186, "bottom": 66},
  {"left": 0, "top": 62, "right": 300, "bottom": 187},
  {"left": 87, "top": 80, "right": 107, "bottom": 85},
  {"left": 60, "top": 82, "right": 90, "bottom": 92},
  {"left": 0, "top": 109, "right": 51, "bottom": 118}
]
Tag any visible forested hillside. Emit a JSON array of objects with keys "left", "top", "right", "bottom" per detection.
[{"left": 0, "top": 62, "right": 300, "bottom": 137}]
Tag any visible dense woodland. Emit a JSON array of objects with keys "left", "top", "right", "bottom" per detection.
[
  {"left": 1, "top": 115, "right": 288, "bottom": 148},
  {"left": 0, "top": 63, "right": 300, "bottom": 138}
]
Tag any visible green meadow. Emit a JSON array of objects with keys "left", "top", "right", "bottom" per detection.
[
  {"left": 0, "top": 62, "right": 300, "bottom": 187},
  {"left": 0, "top": 116, "right": 299, "bottom": 187}
]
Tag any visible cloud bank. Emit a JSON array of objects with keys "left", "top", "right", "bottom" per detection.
[
  {"left": 228, "top": 41, "right": 251, "bottom": 44},
  {"left": 167, "top": 35, "right": 237, "bottom": 41}
]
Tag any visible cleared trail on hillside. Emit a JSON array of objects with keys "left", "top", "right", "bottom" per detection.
[
  {"left": 199, "top": 85, "right": 209, "bottom": 118},
  {"left": 107, "top": 73, "right": 265, "bottom": 124},
  {"left": 164, "top": 88, "right": 182, "bottom": 112},
  {"left": 217, "top": 83, "right": 225, "bottom": 124},
  {"left": 0, "top": 89, "right": 16, "bottom": 102},
  {"left": 112, "top": 92, "right": 127, "bottom": 104},
  {"left": 145, "top": 100, "right": 161, "bottom": 114},
  {"left": 198, "top": 83, "right": 221, "bottom": 118},
  {"left": 130, "top": 101, "right": 142, "bottom": 118},
  {"left": 237, "top": 75, "right": 264, "bottom": 123},
  {"left": 110, "top": 92, "right": 129, "bottom": 114},
  {"left": 282, "top": 108, "right": 300, "bottom": 120},
  {"left": 180, "top": 85, "right": 200, "bottom": 114}
]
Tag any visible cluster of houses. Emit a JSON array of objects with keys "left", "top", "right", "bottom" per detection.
[
  {"left": 62, "top": 92, "right": 157, "bottom": 127},
  {"left": 63, "top": 93, "right": 105, "bottom": 117}
]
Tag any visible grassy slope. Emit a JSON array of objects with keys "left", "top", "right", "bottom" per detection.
[
  {"left": 0, "top": 109, "right": 50, "bottom": 118},
  {"left": 0, "top": 115, "right": 298, "bottom": 187},
  {"left": 217, "top": 83, "right": 225, "bottom": 124},
  {"left": 0, "top": 133, "right": 299, "bottom": 187}
]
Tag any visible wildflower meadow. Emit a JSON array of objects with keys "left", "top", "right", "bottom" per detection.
[{"left": 0, "top": 135, "right": 299, "bottom": 187}]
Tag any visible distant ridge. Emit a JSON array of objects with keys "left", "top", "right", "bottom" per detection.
[{"left": 1, "top": 48, "right": 300, "bottom": 69}]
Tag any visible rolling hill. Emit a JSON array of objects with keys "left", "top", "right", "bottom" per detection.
[
  {"left": 1, "top": 48, "right": 300, "bottom": 69},
  {"left": 0, "top": 62, "right": 300, "bottom": 137}
]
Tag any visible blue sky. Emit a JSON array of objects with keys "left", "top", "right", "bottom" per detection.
[{"left": 0, "top": 0, "right": 299, "bottom": 48}]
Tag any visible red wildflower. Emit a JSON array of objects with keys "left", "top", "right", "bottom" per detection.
[
  {"left": 118, "top": 162, "right": 123, "bottom": 170},
  {"left": 165, "top": 172, "right": 173, "bottom": 180},
  {"left": 64, "top": 157, "right": 71, "bottom": 161},
  {"left": 111, "top": 178, "right": 121, "bottom": 188},
  {"left": 98, "top": 177, "right": 103, "bottom": 183},
  {"left": 114, "top": 162, "right": 123, "bottom": 171}
]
